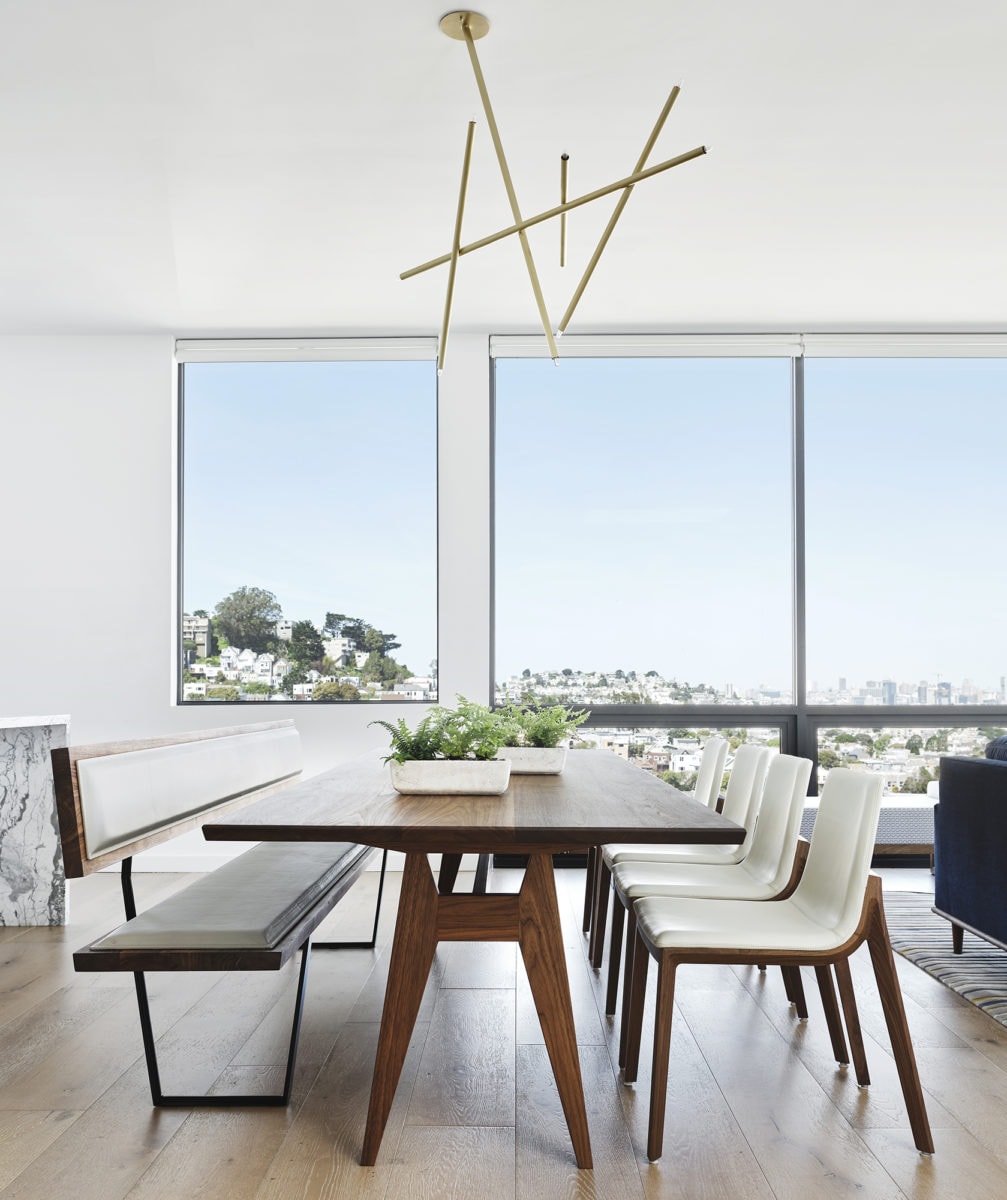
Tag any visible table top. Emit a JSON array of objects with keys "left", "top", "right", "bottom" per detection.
[{"left": 203, "top": 748, "right": 744, "bottom": 855}]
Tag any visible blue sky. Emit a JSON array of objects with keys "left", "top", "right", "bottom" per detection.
[
  {"left": 183, "top": 360, "right": 438, "bottom": 676},
  {"left": 495, "top": 356, "right": 1006, "bottom": 692},
  {"left": 183, "top": 354, "right": 1005, "bottom": 694}
]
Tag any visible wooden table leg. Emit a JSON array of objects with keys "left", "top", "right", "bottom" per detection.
[
  {"left": 361, "top": 852, "right": 439, "bottom": 1165},
  {"left": 517, "top": 853, "right": 593, "bottom": 1168}
]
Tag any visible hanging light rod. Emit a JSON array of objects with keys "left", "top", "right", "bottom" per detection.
[
  {"left": 400, "top": 145, "right": 707, "bottom": 281},
  {"left": 405, "top": 11, "right": 707, "bottom": 363}
]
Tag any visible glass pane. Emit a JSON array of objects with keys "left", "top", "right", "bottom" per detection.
[
  {"left": 180, "top": 360, "right": 437, "bottom": 702},
  {"left": 805, "top": 359, "right": 1007, "bottom": 703},
  {"left": 575, "top": 726, "right": 780, "bottom": 789},
  {"left": 494, "top": 358, "right": 793, "bottom": 704},
  {"left": 814, "top": 724, "right": 1000, "bottom": 795}
]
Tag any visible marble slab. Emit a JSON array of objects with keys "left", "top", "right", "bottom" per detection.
[{"left": 0, "top": 717, "right": 70, "bottom": 925}]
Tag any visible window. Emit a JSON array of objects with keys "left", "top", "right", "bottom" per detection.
[
  {"left": 492, "top": 336, "right": 1007, "bottom": 784},
  {"left": 814, "top": 724, "right": 999, "bottom": 794},
  {"left": 804, "top": 357, "right": 1007, "bottom": 706},
  {"left": 494, "top": 353, "right": 793, "bottom": 705},
  {"left": 178, "top": 346, "right": 437, "bottom": 703}
]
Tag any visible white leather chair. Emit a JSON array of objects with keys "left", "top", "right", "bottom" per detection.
[
  {"left": 587, "top": 738, "right": 751, "bottom": 967},
  {"left": 604, "top": 752, "right": 812, "bottom": 1020},
  {"left": 621, "top": 768, "right": 933, "bottom": 1163}
]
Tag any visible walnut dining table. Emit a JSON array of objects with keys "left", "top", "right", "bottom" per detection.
[{"left": 202, "top": 748, "right": 743, "bottom": 1168}]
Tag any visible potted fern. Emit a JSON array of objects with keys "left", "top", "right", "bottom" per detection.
[
  {"left": 494, "top": 701, "right": 588, "bottom": 774},
  {"left": 371, "top": 696, "right": 511, "bottom": 794}
]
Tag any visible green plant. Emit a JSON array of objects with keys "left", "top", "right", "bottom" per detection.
[
  {"left": 495, "top": 701, "right": 588, "bottom": 749},
  {"left": 371, "top": 696, "right": 506, "bottom": 763}
]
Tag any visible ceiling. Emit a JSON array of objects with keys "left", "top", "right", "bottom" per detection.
[{"left": 1, "top": 0, "right": 1005, "bottom": 337}]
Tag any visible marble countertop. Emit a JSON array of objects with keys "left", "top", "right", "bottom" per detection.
[{"left": 0, "top": 716, "right": 70, "bottom": 730}]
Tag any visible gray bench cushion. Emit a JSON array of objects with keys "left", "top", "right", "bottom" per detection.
[{"left": 93, "top": 841, "right": 370, "bottom": 950}]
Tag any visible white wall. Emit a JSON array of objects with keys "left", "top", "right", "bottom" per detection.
[{"left": 0, "top": 332, "right": 493, "bottom": 869}]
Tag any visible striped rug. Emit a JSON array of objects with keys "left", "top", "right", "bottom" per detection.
[{"left": 885, "top": 890, "right": 1007, "bottom": 1028}]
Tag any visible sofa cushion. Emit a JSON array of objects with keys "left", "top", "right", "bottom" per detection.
[{"left": 986, "top": 735, "right": 1007, "bottom": 761}]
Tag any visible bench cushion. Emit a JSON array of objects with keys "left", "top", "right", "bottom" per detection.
[
  {"left": 77, "top": 727, "right": 301, "bottom": 858},
  {"left": 92, "top": 841, "right": 370, "bottom": 950}
]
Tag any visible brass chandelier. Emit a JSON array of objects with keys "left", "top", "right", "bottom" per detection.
[{"left": 401, "top": 10, "right": 707, "bottom": 371}]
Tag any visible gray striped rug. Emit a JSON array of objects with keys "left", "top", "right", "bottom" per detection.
[{"left": 884, "top": 890, "right": 1007, "bottom": 1027}]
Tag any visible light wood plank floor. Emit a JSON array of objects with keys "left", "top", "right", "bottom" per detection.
[{"left": 2, "top": 866, "right": 1006, "bottom": 1199}]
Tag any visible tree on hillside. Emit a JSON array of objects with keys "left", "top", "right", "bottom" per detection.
[
  {"left": 213, "top": 587, "right": 282, "bottom": 653},
  {"left": 288, "top": 619, "right": 326, "bottom": 667}
]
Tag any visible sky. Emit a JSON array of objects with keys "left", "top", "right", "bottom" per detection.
[
  {"left": 183, "top": 360, "right": 438, "bottom": 676},
  {"left": 495, "top": 356, "right": 1007, "bottom": 692},
  {"left": 183, "top": 354, "right": 1006, "bottom": 695}
]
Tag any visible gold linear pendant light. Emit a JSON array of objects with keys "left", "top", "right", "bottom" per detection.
[{"left": 409, "top": 10, "right": 706, "bottom": 371}]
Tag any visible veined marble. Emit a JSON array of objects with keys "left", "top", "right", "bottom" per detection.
[{"left": 0, "top": 716, "right": 70, "bottom": 925}]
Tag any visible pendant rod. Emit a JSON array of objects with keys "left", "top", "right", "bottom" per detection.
[
  {"left": 560, "top": 153, "right": 569, "bottom": 267},
  {"left": 400, "top": 144, "right": 707, "bottom": 280},
  {"left": 439, "top": 121, "right": 477, "bottom": 374},
  {"left": 557, "top": 85, "right": 681, "bottom": 336},
  {"left": 458, "top": 14, "right": 559, "bottom": 362}
]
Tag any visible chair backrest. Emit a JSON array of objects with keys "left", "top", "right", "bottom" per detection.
[
  {"left": 694, "top": 737, "right": 729, "bottom": 808},
  {"left": 791, "top": 768, "right": 884, "bottom": 937},
  {"left": 739, "top": 753, "right": 813, "bottom": 888},
  {"left": 720, "top": 744, "right": 772, "bottom": 828}
]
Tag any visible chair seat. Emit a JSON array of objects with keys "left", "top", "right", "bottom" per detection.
[
  {"left": 603, "top": 841, "right": 744, "bottom": 869},
  {"left": 611, "top": 859, "right": 778, "bottom": 901},
  {"left": 634, "top": 893, "right": 852, "bottom": 953}
]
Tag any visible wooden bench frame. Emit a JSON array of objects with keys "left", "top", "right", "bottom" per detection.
[{"left": 52, "top": 720, "right": 387, "bottom": 1108}]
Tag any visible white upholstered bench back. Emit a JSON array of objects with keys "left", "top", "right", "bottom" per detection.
[{"left": 53, "top": 721, "right": 302, "bottom": 876}]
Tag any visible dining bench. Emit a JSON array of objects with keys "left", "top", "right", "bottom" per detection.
[{"left": 51, "top": 719, "right": 387, "bottom": 1107}]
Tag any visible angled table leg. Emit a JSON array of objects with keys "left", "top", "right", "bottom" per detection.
[
  {"left": 518, "top": 853, "right": 593, "bottom": 1168},
  {"left": 361, "top": 852, "right": 439, "bottom": 1165}
]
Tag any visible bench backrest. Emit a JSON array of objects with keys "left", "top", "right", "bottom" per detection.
[{"left": 52, "top": 721, "right": 302, "bottom": 877}]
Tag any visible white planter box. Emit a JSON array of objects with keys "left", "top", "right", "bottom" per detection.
[
  {"left": 496, "top": 746, "right": 567, "bottom": 775},
  {"left": 389, "top": 758, "right": 512, "bottom": 795}
]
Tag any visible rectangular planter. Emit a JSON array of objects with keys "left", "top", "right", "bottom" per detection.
[
  {"left": 496, "top": 746, "right": 567, "bottom": 775},
  {"left": 389, "top": 758, "right": 512, "bottom": 795}
]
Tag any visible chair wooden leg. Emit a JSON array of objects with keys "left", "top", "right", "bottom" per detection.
[
  {"left": 618, "top": 907, "right": 639, "bottom": 1068},
  {"left": 865, "top": 883, "right": 934, "bottom": 1154},
  {"left": 622, "top": 924, "right": 650, "bottom": 1084},
  {"left": 780, "top": 965, "right": 795, "bottom": 1002},
  {"left": 782, "top": 965, "right": 809, "bottom": 1018},
  {"left": 582, "top": 846, "right": 598, "bottom": 933},
  {"left": 589, "top": 859, "right": 611, "bottom": 969},
  {"left": 606, "top": 894, "right": 626, "bottom": 1015},
  {"left": 647, "top": 955, "right": 679, "bottom": 1162},
  {"left": 951, "top": 921, "right": 964, "bottom": 954},
  {"left": 833, "top": 956, "right": 870, "bottom": 1086},
  {"left": 814, "top": 964, "right": 849, "bottom": 1065}
]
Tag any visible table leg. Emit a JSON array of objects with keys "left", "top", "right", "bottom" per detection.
[
  {"left": 361, "top": 852, "right": 439, "bottom": 1165},
  {"left": 518, "top": 853, "right": 593, "bottom": 1169}
]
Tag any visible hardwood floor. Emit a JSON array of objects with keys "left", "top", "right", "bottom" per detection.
[{"left": 2, "top": 866, "right": 1007, "bottom": 1198}]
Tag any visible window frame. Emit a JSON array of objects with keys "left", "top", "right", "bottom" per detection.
[{"left": 174, "top": 337, "right": 439, "bottom": 707}]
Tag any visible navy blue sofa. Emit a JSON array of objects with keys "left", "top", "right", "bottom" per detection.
[{"left": 933, "top": 749, "right": 1007, "bottom": 953}]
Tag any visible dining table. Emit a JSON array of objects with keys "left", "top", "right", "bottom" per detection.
[{"left": 202, "top": 747, "right": 743, "bottom": 1168}]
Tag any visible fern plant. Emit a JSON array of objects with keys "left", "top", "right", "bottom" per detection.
[
  {"left": 495, "top": 701, "right": 588, "bottom": 748},
  {"left": 371, "top": 696, "right": 506, "bottom": 763}
]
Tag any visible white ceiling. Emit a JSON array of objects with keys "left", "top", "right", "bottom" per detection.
[{"left": 1, "top": 0, "right": 1005, "bottom": 336}]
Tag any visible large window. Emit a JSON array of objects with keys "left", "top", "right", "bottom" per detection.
[
  {"left": 494, "top": 355, "right": 793, "bottom": 706},
  {"left": 178, "top": 347, "right": 437, "bottom": 703},
  {"left": 804, "top": 357, "right": 1007, "bottom": 705},
  {"left": 493, "top": 338, "right": 1007, "bottom": 782}
]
